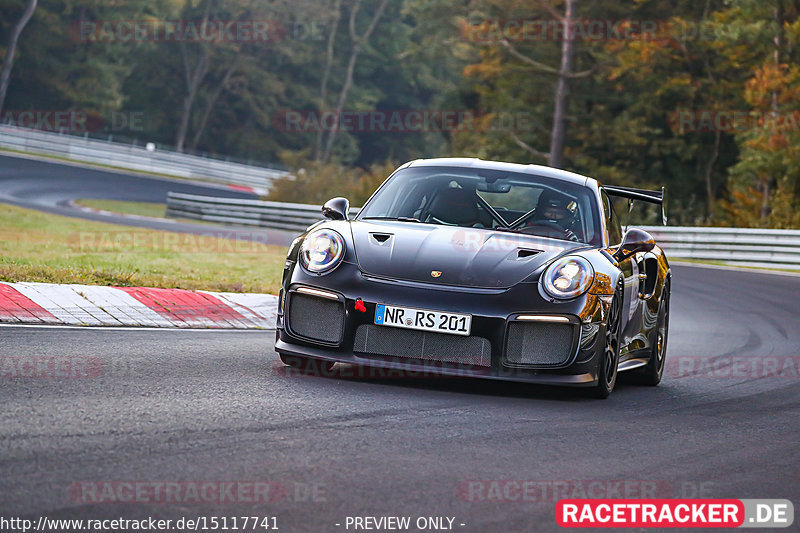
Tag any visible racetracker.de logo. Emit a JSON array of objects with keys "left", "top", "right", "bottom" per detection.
[{"left": 556, "top": 499, "right": 794, "bottom": 528}]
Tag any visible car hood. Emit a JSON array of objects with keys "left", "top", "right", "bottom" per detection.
[{"left": 349, "top": 220, "right": 587, "bottom": 288}]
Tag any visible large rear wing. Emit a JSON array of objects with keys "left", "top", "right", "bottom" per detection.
[{"left": 602, "top": 185, "right": 667, "bottom": 225}]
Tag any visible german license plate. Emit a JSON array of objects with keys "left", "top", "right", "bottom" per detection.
[{"left": 374, "top": 304, "right": 471, "bottom": 336}]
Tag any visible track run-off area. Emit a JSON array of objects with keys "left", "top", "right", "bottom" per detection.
[{"left": 0, "top": 153, "right": 294, "bottom": 246}]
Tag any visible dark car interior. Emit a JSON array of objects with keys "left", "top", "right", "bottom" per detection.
[{"left": 361, "top": 169, "right": 602, "bottom": 245}]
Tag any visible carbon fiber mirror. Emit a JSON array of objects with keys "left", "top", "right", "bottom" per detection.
[
  {"left": 322, "top": 197, "right": 350, "bottom": 220},
  {"left": 613, "top": 228, "right": 655, "bottom": 262}
]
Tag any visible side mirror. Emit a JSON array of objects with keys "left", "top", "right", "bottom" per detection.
[
  {"left": 613, "top": 228, "right": 655, "bottom": 262},
  {"left": 322, "top": 197, "right": 350, "bottom": 221}
]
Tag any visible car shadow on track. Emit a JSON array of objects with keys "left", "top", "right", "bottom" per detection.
[{"left": 271, "top": 360, "right": 646, "bottom": 402}]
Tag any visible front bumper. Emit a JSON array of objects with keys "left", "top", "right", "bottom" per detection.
[{"left": 275, "top": 266, "right": 607, "bottom": 387}]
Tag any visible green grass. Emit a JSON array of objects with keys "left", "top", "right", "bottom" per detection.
[
  {"left": 0, "top": 203, "right": 285, "bottom": 293},
  {"left": 74, "top": 198, "right": 220, "bottom": 226},
  {"left": 74, "top": 198, "right": 168, "bottom": 219}
]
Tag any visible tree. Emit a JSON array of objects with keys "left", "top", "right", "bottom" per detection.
[
  {"left": 0, "top": 0, "right": 37, "bottom": 114},
  {"left": 600, "top": 0, "right": 746, "bottom": 223},
  {"left": 716, "top": 0, "right": 800, "bottom": 227},
  {"left": 457, "top": 0, "right": 598, "bottom": 167},
  {"left": 316, "top": 0, "right": 389, "bottom": 162}
]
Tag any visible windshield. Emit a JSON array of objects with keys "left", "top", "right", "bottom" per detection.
[{"left": 359, "top": 166, "right": 602, "bottom": 245}]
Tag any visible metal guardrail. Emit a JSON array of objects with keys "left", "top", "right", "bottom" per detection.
[
  {"left": 166, "top": 192, "right": 359, "bottom": 232},
  {"left": 166, "top": 193, "right": 800, "bottom": 270},
  {"left": 0, "top": 125, "right": 288, "bottom": 194},
  {"left": 641, "top": 226, "right": 800, "bottom": 270}
]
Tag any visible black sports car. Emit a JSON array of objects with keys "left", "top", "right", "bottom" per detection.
[{"left": 275, "top": 158, "right": 670, "bottom": 398}]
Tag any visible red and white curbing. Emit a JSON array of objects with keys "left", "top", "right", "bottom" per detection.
[{"left": 0, "top": 281, "right": 277, "bottom": 329}]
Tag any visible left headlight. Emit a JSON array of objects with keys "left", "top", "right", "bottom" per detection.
[
  {"left": 299, "top": 229, "right": 345, "bottom": 274},
  {"left": 542, "top": 256, "right": 594, "bottom": 299}
]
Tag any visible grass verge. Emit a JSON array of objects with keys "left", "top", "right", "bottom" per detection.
[
  {"left": 0, "top": 203, "right": 285, "bottom": 293},
  {"left": 74, "top": 198, "right": 220, "bottom": 226},
  {"left": 74, "top": 198, "right": 168, "bottom": 219}
]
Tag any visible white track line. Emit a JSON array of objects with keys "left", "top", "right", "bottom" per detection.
[{"left": 673, "top": 261, "right": 800, "bottom": 278}]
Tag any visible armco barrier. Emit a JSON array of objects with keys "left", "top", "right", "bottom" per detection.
[
  {"left": 165, "top": 193, "right": 800, "bottom": 270},
  {"left": 166, "top": 192, "right": 360, "bottom": 232},
  {"left": 641, "top": 226, "right": 800, "bottom": 270},
  {"left": 0, "top": 125, "right": 287, "bottom": 194}
]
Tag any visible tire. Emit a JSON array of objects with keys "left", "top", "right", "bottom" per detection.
[
  {"left": 637, "top": 279, "right": 670, "bottom": 386},
  {"left": 279, "top": 354, "right": 335, "bottom": 374},
  {"left": 589, "top": 280, "right": 623, "bottom": 399}
]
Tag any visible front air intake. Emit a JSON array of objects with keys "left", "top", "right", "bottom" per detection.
[
  {"left": 353, "top": 324, "right": 491, "bottom": 367},
  {"left": 504, "top": 321, "right": 577, "bottom": 367},
  {"left": 287, "top": 291, "right": 345, "bottom": 344}
]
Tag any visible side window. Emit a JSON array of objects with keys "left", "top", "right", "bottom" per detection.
[{"left": 602, "top": 191, "right": 623, "bottom": 246}]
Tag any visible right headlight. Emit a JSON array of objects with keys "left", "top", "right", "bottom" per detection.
[
  {"left": 299, "top": 229, "right": 345, "bottom": 274},
  {"left": 542, "top": 256, "right": 594, "bottom": 299}
]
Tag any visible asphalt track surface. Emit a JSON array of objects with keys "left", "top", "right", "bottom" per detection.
[
  {"left": 0, "top": 153, "right": 295, "bottom": 246},
  {"left": 2, "top": 264, "right": 799, "bottom": 532}
]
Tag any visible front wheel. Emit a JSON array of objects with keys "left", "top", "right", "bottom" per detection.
[
  {"left": 279, "top": 354, "right": 335, "bottom": 374},
  {"left": 589, "top": 281, "right": 623, "bottom": 399}
]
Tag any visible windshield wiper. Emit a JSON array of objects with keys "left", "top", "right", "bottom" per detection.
[{"left": 362, "top": 216, "right": 422, "bottom": 223}]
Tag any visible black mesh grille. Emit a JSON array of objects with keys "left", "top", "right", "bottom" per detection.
[
  {"left": 505, "top": 322, "right": 576, "bottom": 366},
  {"left": 353, "top": 325, "right": 491, "bottom": 367},
  {"left": 287, "top": 292, "right": 344, "bottom": 344}
]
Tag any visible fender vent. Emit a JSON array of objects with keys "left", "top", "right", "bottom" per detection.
[
  {"left": 370, "top": 233, "right": 392, "bottom": 244},
  {"left": 517, "top": 249, "right": 540, "bottom": 259}
]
